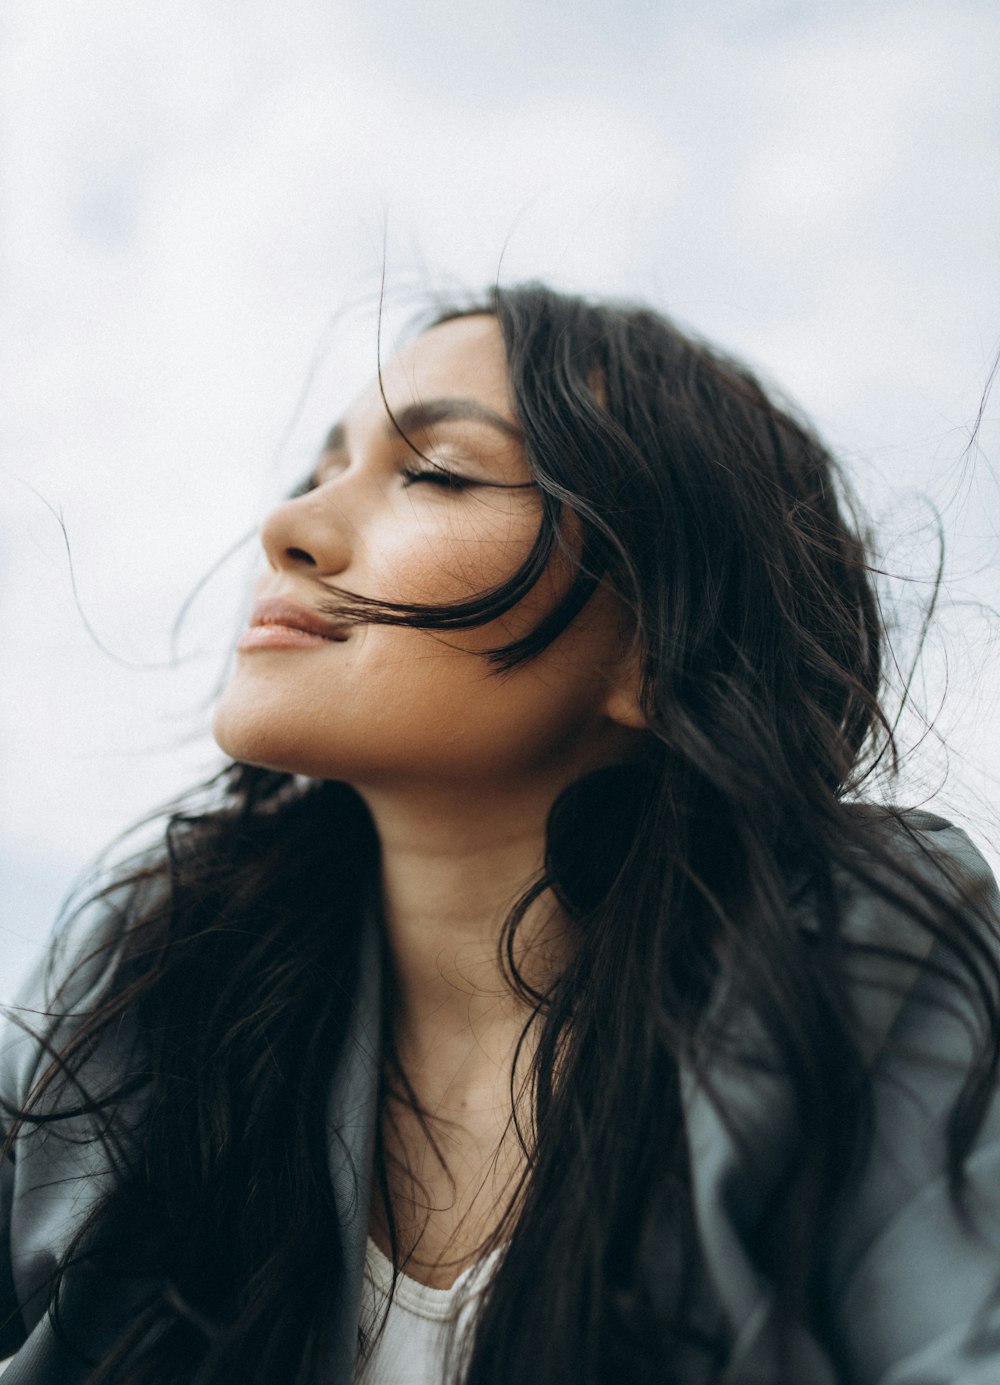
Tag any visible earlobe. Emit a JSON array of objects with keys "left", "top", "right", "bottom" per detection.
[
  {"left": 602, "top": 645, "right": 648, "bottom": 731},
  {"left": 603, "top": 684, "right": 649, "bottom": 732}
]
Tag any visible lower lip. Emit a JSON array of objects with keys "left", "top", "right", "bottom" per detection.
[{"left": 236, "top": 625, "right": 346, "bottom": 652}]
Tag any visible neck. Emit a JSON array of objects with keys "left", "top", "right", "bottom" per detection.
[{"left": 356, "top": 779, "right": 575, "bottom": 1092}]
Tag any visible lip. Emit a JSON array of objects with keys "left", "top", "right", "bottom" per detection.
[{"left": 236, "top": 597, "right": 351, "bottom": 652}]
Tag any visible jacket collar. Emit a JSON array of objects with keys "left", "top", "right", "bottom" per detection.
[{"left": 325, "top": 900, "right": 382, "bottom": 1382}]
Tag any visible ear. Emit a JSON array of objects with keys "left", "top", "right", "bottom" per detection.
[{"left": 602, "top": 646, "right": 648, "bottom": 732}]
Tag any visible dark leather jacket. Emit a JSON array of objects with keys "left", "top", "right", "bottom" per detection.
[{"left": 2, "top": 813, "right": 999, "bottom": 1383}]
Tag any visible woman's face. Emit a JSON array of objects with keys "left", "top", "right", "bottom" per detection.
[{"left": 213, "top": 314, "right": 642, "bottom": 791}]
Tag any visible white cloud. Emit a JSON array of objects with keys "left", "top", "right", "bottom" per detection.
[{"left": 2, "top": 0, "right": 998, "bottom": 995}]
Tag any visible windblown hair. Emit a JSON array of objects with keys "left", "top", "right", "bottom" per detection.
[{"left": 3, "top": 284, "right": 998, "bottom": 1384}]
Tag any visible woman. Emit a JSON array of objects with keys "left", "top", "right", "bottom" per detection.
[{"left": 2, "top": 283, "right": 999, "bottom": 1385}]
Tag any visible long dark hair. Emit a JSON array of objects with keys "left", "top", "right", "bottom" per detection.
[{"left": 4, "top": 283, "right": 998, "bottom": 1383}]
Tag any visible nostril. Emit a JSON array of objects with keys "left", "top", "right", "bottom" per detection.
[{"left": 285, "top": 547, "right": 316, "bottom": 565}]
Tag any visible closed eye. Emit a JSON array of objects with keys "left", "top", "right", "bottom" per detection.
[
  {"left": 288, "top": 460, "right": 533, "bottom": 499},
  {"left": 400, "top": 464, "right": 474, "bottom": 491}
]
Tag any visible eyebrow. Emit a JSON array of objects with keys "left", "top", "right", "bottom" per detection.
[{"left": 321, "top": 397, "right": 523, "bottom": 454}]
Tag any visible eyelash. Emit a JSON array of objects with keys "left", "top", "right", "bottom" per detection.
[
  {"left": 294, "top": 462, "right": 474, "bottom": 498},
  {"left": 400, "top": 464, "right": 473, "bottom": 491}
]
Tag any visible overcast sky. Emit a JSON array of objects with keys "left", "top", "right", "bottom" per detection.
[{"left": 2, "top": 0, "right": 998, "bottom": 999}]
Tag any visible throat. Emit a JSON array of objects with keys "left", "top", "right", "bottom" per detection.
[{"left": 371, "top": 1045, "right": 532, "bottom": 1290}]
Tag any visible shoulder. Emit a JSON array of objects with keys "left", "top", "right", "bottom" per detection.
[
  {"left": 826, "top": 817, "right": 1000, "bottom": 1381},
  {"left": 0, "top": 884, "right": 150, "bottom": 1366},
  {"left": 1, "top": 870, "right": 162, "bottom": 1114},
  {"left": 683, "top": 811, "right": 1000, "bottom": 1380},
  {"left": 839, "top": 806, "right": 998, "bottom": 912},
  {"left": 827, "top": 809, "right": 1000, "bottom": 1064}
]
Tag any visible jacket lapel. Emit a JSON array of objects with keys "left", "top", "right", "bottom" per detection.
[{"left": 325, "top": 903, "right": 382, "bottom": 1383}]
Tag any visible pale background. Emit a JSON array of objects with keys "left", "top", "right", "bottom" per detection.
[{"left": 2, "top": 0, "right": 998, "bottom": 1002}]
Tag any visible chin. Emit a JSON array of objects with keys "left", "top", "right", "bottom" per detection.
[
  {"left": 212, "top": 694, "right": 360, "bottom": 781},
  {"left": 212, "top": 694, "right": 299, "bottom": 775}
]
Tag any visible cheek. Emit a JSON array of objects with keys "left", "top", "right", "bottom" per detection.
[
  {"left": 350, "top": 638, "right": 600, "bottom": 781},
  {"left": 369, "top": 501, "right": 539, "bottom": 608}
]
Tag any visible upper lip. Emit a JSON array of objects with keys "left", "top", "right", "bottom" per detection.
[{"left": 248, "top": 597, "right": 350, "bottom": 641}]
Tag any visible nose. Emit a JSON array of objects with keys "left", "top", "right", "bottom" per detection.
[{"left": 259, "top": 484, "right": 354, "bottom": 576}]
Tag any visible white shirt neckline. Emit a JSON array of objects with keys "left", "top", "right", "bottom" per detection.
[{"left": 363, "top": 1236, "right": 505, "bottom": 1322}]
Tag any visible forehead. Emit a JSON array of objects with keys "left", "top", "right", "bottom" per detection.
[{"left": 344, "top": 313, "right": 513, "bottom": 430}]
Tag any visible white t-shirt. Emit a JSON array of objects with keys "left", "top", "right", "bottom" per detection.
[{"left": 354, "top": 1238, "right": 504, "bottom": 1385}]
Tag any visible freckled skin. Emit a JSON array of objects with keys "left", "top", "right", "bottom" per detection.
[{"left": 213, "top": 314, "right": 644, "bottom": 795}]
